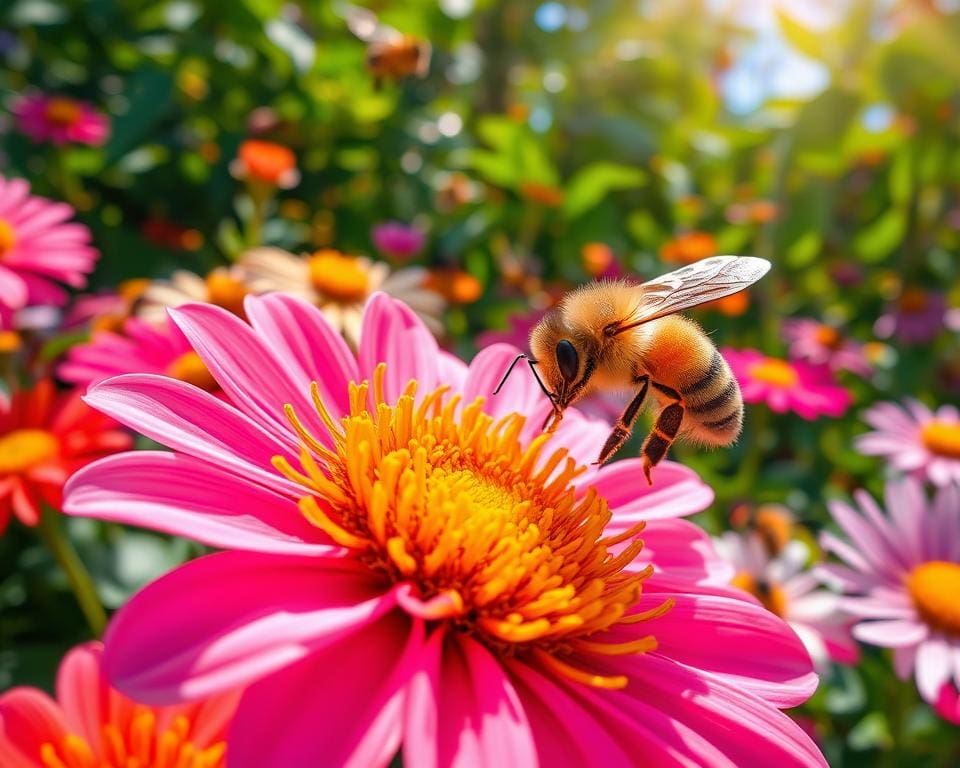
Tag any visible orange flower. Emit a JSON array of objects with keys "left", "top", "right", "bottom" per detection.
[
  {"left": 231, "top": 140, "right": 299, "bottom": 188},
  {"left": 581, "top": 242, "right": 615, "bottom": 278},
  {"left": 518, "top": 182, "right": 564, "bottom": 207},
  {"left": 0, "top": 380, "right": 131, "bottom": 532},
  {"left": 659, "top": 231, "right": 717, "bottom": 264},
  {"left": 425, "top": 268, "right": 483, "bottom": 305},
  {"left": 703, "top": 290, "right": 750, "bottom": 316}
]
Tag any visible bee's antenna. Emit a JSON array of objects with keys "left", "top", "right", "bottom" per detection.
[
  {"left": 527, "top": 359, "right": 557, "bottom": 402},
  {"left": 493, "top": 354, "right": 528, "bottom": 395}
]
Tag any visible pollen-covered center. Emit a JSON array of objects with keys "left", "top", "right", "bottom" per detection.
[
  {"left": 39, "top": 709, "right": 225, "bottom": 768},
  {"left": 920, "top": 421, "right": 960, "bottom": 460},
  {"left": 308, "top": 251, "right": 370, "bottom": 303},
  {"left": 750, "top": 358, "right": 799, "bottom": 388},
  {"left": 43, "top": 97, "right": 83, "bottom": 127},
  {"left": 275, "top": 365, "right": 668, "bottom": 689},
  {"left": 908, "top": 561, "right": 960, "bottom": 636},
  {"left": 0, "top": 219, "right": 16, "bottom": 257},
  {"left": 166, "top": 351, "right": 218, "bottom": 392},
  {"left": 0, "top": 429, "right": 59, "bottom": 474}
]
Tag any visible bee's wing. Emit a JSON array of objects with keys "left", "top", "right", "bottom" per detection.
[{"left": 619, "top": 256, "right": 770, "bottom": 330}]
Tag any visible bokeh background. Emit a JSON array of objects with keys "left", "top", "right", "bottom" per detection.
[{"left": 2, "top": 0, "right": 960, "bottom": 765}]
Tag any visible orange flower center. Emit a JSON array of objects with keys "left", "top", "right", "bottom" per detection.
[
  {"left": 273, "top": 367, "right": 669, "bottom": 691},
  {"left": 425, "top": 270, "right": 482, "bottom": 305},
  {"left": 43, "top": 97, "right": 83, "bottom": 127},
  {"left": 582, "top": 243, "right": 614, "bottom": 277},
  {"left": 0, "top": 330, "right": 21, "bottom": 353},
  {"left": 813, "top": 325, "right": 842, "bottom": 349},
  {"left": 39, "top": 709, "right": 225, "bottom": 768},
  {"left": 307, "top": 251, "right": 370, "bottom": 303},
  {"left": 0, "top": 429, "right": 59, "bottom": 475},
  {"left": 205, "top": 268, "right": 249, "bottom": 318},
  {"left": 749, "top": 358, "right": 799, "bottom": 388},
  {"left": 920, "top": 420, "right": 960, "bottom": 460},
  {"left": 731, "top": 572, "right": 788, "bottom": 617},
  {"left": 238, "top": 140, "right": 296, "bottom": 185},
  {"left": 908, "top": 562, "right": 960, "bottom": 636},
  {"left": 899, "top": 288, "right": 928, "bottom": 314},
  {"left": 166, "top": 351, "right": 219, "bottom": 392},
  {"left": 0, "top": 218, "right": 16, "bottom": 257}
]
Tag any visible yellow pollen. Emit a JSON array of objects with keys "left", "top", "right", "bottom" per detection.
[
  {"left": 308, "top": 250, "right": 370, "bottom": 303},
  {"left": 813, "top": 325, "right": 841, "bottom": 349},
  {"left": 44, "top": 97, "right": 83, "bottom": 127},
  {"left": 166, "top": 351, "right": 218, "bottom": 392},
  {"left": 273, "top": 365, "right": 668, "bottom": 689},
  {"left": 731, "top": 572, "right": 788, "bottom": 617},
  {"left": 908, "top": 562, "right": 960, "bottom": 636},
  {"left": 920, "top": 420, "right": 960, "bottom": 460},
  {"left": 750, "top": 358, "right": 799, "bottom": 388},
  {"left": 0, "top": 219, "right": 16, "bottom": 256},
  {"left": 205, "top": 268, "right": 249, "bottom": 318},
  {"left": 0, "top": 429, "right": 59, "bottom": 475},
  {"left": 0, "top": 330, "right": 21, "bottom": 353},
  {"left": 39, "top": 708, "right": 226, "bottom": 768}
]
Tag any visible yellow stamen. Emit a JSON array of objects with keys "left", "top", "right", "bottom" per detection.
[
  {"left": 0, "top": 218, "right": 16, "bottom": 256},
  {"left": 0, "top": 429, "right": 59, "bottom": 474},
  {"left": 920, "top": 420, "right": 960, "bottom": 460},
  {"left": 749, "top": 358, "right": 799, "bottom": 388},
  {"left": 276, "top": 373, "right": 668, "bottom": 689},
  {"left": 308, "top": 250, "right": 370, "bottom": 303},
  {"left": 532, "top": 648, "right": 628, "bottom": 690},
  {"left": 166, "top": 351, "right": 218, "bottom": 392},
  {"left": 908, "top": 561, "right": 960, "bottom": 636}
]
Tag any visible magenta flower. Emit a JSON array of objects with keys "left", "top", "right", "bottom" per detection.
[
  {"left": 0, "top": 641, "right": 238, "bottom": 766},
  {"left": 13, "top": 94, "right": 110, "bottom": 146},
  {"left": 0, "top": 176, "right": 98, "bottom": 318},
  {"left": 723, "top": 348, "right": 852, "bottom": 420},
  {"left": 818, "top": 479, "right": 960, "bottom": 724},
  {"left": 64, "top": 294, "right": 823, "bottom": 766},
  {"left": 856, "top": 399, "right": 960, "bottom": 487},
  {"left": 873, "top": 288, "right": 950, "bottom": 345},
  {"left": 371, "top": 221, "right": 426, "bottom": 260},
  {"left": 59, "top": 316, "right": 218, "bottom": 394},
  {"left": 715, "top": 532, "right": 858, "bottom": 671},
  {"left": 782, "top": 319, "right": 872, "bottom": 377}
]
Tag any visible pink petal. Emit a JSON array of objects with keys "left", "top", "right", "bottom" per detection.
[
  {"left": 82, "top": 374, "right": 296, "bottom": 496},
  {"left": 229, "top": 612, "right": 423, "bottom": 768},
  {"left": 463, "top": 344, "right": 552, "bottom": 427},
  {"left": 55, "top": 642, "right": 110, "bottom": 751},
  {"left": 635, "top": 518, "right": 735, "bottom": 587},
  {"left": 103, "top": 551, "right": 393, "bottom": 704},
  {"left": 0, "top": 688, "right": 69, "bottom": 768},
  {"left": 590, "top": 460, "right": 714, "bottom": 524},
  {"left": 915, "top": 638, "right": 953, "bottom": 703},
  {"left": 0, "top": 265, "right": 28, "bottom": 310},
  {"left": 852, "top": 619, "right": 928, "bottom": 648},
  {"left": 65, "top": 451, "right": 333, "bottom": 555}
]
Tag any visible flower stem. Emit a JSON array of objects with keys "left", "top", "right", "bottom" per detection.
[{"left": 38, "top": 507, "right": 107, "bottom": 637}]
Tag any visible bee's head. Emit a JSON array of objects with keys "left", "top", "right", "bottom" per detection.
[{"left": 528, "top": 311, "right": 586, "bottom": 410}]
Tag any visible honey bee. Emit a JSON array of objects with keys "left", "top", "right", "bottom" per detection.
[
  {"left": 494, "top": 256, "right": 771, "bottom": 482},
  {"left": 343, "top": 4, "right": 431, "bottom": 85}
]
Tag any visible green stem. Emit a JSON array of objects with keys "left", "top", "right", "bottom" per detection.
[{"left": 38, "top": 507, "right": 106, "bottom": 637}]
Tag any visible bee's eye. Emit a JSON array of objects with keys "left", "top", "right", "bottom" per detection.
[{"left": 555, "top": 340, "right": 579, "bottom": 383}]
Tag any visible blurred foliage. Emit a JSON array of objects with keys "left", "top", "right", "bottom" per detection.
[{"left": 2, "top": 0, "right": 960, "bottom": 764}]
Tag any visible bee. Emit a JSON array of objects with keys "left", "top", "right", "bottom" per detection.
[
  {"left": 343, "top": 4, "right": 431, "bottom": 85},
  {"left": 494, "top": 256, "right": 771, "bottom": 483}
]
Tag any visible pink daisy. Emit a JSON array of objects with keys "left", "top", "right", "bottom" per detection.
[
  {"left": 715, "top": 531, "right": 858, "bottom": 670},
  {"left": 782, "top": 318, "right": 872, "bottom": 377},
  {"left": 64, "top": 293, "right": 824, "bottom": 766},
  {"left": 13, "top": 93, "right": 110, "bottom": 146},
  {"left": 818, "top": 479, "right": 960, "bottom": 724},
  {"left": 0, "top": 641, "right": 238, "bottom": 767},
  {"left": 856, "top": 399, "right": 960, "bottom": 487},
  {"left": 874, "top": 288, "right": 951, "bottom": 345},
  {"left": 0, "top": 176, "right": 99, "bottom": 319},
  {"left": 723, "top": 348, "right": 852, "bottom": 420},
  {"left": 59, "top": 316, "right": 218, "bottom": 393},
  {"left": 371, "top": 221, "right": 426, "bottom": 260}
]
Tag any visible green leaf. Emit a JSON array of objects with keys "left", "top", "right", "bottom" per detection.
[
  {"left": 787, "top": 231, "right": 823, "bottom": 268},
  {"left": 888, "top": 151, "right": 913, "bottom": 205},
  {"left": 776, "top": 9, "right": 826, "bottom": 61},
  {"left": 854, "top": 208, "right": 907, "bottom": 263},
  {"left": 104, "top": 69, "right": 175, "bottom": 166},
  {"left": 562, "top": 162, "right": 646, "bottom": 219}
]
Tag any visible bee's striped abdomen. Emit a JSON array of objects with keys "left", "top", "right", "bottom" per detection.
[{"left": 682, "top": 349, "right": 743, "bottom": 445}]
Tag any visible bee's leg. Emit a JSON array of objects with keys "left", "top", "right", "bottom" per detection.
[
  {"left": 595, "top": 376, "right": 649, "bottom": 465},
  {"left": 641, "top": 384, "right": 685, "bottom": 484}
]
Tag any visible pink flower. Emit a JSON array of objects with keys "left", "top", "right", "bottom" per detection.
[
  {"left": 874, "top": 288, "right": 951, "bottom": 345},
  {"left": 715, "top": 532, "right": 858, "bottom": 671},
  {"left": 856, "top": 399, "right": 960, "bottom": 487},
  {"left": 0, "top": 641, "right": 238, "bottom": 766},
  {"left": 818, "top": 479, "right": 960, "bottom": 724},
  {"left": 59, "top": 316, "right": 218, "bottom": 394},
  {"left": 723, "top": 348, "right": 852, "bottom": 420},
  {"left": 64, "top": 294, "right": 824, "bottom": 766},
  {"left": 782, "top": 319, "right": 872, "bottom": 377},
  {"left": 371, "top": 221, "right": 426, "bottom": 260},
  {"left": 0, "top": 176, "right": 99, "bottom": 319},
  {"left": 13, "top": 94, "right": 110, "bottom": 146}
]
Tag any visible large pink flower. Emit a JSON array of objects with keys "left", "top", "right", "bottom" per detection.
[
  {"left": 782, "top": 318, "right": 872, "bottom": 378},
  {"left": 13, "top": 93, "right": 110, "bottom": 146},
  {"left": 723, "top": 347, "right": 851, "bottom": 420},
  {"left": 818, "top": 479, "right": 960, "bottom": 724},
  {"left": 64, "top": 293, "right": 823, "bottom": 766},
  {"left": 856, "top": 399, "right": 960, "bottom": 487},
  {"left": 0, "top": 176, "right": 98, "bottom": 320},
  {"left": 0, "top": 641, "right": 238, "bottom": 767}
]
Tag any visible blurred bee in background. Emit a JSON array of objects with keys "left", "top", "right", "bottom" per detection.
[
  {"left": 342, "top": 3, "right": 431, "bottom": 86},
  {"left": 494, "top": 256, "right": 771, "bottom": 483}
]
